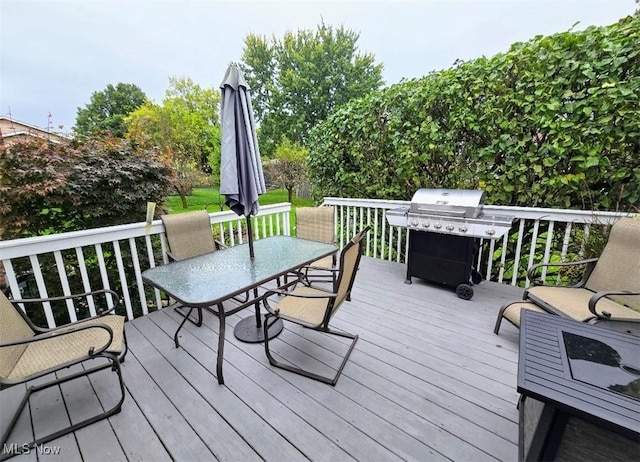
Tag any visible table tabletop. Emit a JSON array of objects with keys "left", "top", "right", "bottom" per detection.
[
  {"left": 142, "top": 235, "right": 337, "bottom": 307},
  {"left": 518, "top": 310, "right": 640, "bottom": 437}
]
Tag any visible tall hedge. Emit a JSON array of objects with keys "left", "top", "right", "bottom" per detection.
[{"left": 308, "top": 14, "right": 639, "bottom": 211}]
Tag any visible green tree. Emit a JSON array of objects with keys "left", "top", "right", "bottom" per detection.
[
  {"left": 241, "top": 22, "right": 384, "bottom": 157},
  {"left": 264, "top": 138, "right": 308, "bottom": 203},
  {"left": 75, "top": 83, "right": 147, "bottom": 138},
  {"left": 125, "top": 77, "right": 221, "bottom": 208}
]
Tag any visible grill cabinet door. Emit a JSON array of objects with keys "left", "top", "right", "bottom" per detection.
[{"left": 407, "top": 230, "right": 476, "bottom": 288}]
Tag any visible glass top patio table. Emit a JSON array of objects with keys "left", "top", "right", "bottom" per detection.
[
  {"left": 142, "top": 235, "right": 337, "bottom": 385},
  {"left": 142, "top": 235, "right": 337, "bottom": 307}
]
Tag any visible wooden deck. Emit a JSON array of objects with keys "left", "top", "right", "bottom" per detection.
[{"left": 2, "top": 257, "right": 526, "bottom": 461}]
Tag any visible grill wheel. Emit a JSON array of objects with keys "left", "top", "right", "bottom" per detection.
[
  {"left": 471, "top": 270, "right": 483, "bottom": 285},
  {"left": 456, "top": 283, "right": 474, "bottom": 300}
]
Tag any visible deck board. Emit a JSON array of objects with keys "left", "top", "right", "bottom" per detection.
[{"left": 1, "top": 257, "right": 525, "bottom": 461}]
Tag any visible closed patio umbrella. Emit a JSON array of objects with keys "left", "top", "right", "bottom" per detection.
[
  {"left": 220, "top": 62, "right": 266, "bottom": 259},
  {"left": 220, "top": 62, "right": 282, "bottom": 342}
]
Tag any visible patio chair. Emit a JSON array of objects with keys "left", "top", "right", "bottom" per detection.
[
  {"left": 261, "top": 226, "right": 370, "bottom": 385},
  {"left": 295, "top": 206, "right": 337, "bottom": 289},
  {"left": 161, "top": 210, "right": 248, "bottom": 326},
  {"left": 0, "top": 290, "right": 127, "bottom": 455},
  {"left": 494, "top": 217, "right": 640, "bottom": 334}
]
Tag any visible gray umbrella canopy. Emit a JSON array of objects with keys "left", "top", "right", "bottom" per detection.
[{"left": 219, "top": 63, "right": 266, "bottom": 219}]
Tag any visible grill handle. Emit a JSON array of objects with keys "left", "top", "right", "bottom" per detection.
[{"left": 415, "top": 207, "right": 468, "bottom": 217}]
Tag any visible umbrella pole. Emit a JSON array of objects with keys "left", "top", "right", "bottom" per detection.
[
  {"left": 233, "top": 215, "right": 284, "bottom": 343},
  {"left": 247, "top": 216, "right": 260, "bottom": 328},
  {"left": 246, "top": 216, "right": 255, "bottom": 259}
]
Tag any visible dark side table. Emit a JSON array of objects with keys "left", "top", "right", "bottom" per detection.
[{"left": 518, "top": 310, "right": 639, "bottom": 461}]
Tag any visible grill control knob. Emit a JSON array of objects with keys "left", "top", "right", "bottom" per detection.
[
  {"left": 459, "top": 225, "right": 468, "bottom": 233},
  {"left": 434, "top": 223, "right": 442, "bottom": 229},
  {"left": 411, "top": 219, "right": 419, "bottom": 227},
  {"left": 485, "top": 228, "right": 496, "bottom": 236},
  {"left": 422, "top": 221, "right": 430, "bottom": 228},
  {"left": 446, "top": 224, "right": 455, "bottom": 231}
]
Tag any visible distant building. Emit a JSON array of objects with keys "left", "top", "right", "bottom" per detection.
[{"left": 0, "top": 116, "right": 70, "bottom": 147}]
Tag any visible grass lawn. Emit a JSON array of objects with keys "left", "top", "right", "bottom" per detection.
[
  {"left": 164, "top": 187, "right": 315, "bottom": 213},
  {"left": 164, "top": 188, "right": 316, "bottom": 232}
]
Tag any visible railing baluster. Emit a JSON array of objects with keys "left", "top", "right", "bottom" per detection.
[
  {"left": 339, "top": 206, "right": 345, "bottom": 249},
  {"left": 129, "top": 237, "right": 148, "bottom": 316},
  {"left": 373, "top": 208, "right": 379, "bottom": 259},
  {"left": 75, "top": 247, "right": 96, "bottom": 316},
  {"left": 558, "top": 223, "right": 573, "bottom": 285},
  {"left": 112, "top": 240, "right": 134, "bottom": 321},
  {"left": 525, "top": 220, "right": 541, "bottom": 286},
  {"left": 144, "top": 235, "right": 163, "bottom": 311},
  {"left": 366, "top": 208, "right": 372, "bottom": 257},
  {"left": 511, "top": 219, "right": 526, "bottom": 286},
  {"left": 53, "top": 250, "right": 76, "bottom": 322},
  {"left": 2, "top": 260, "right": 21, "bottom": 304},
  {"left": 498, "top": 232, "right": 509, "bottom": 284},
  {"left": 95, "top": 243, "right": 114, "bottom": 308},
  {"left": 487, "top": 238, "right": 496, "bottom": 280},
  {"left": 541, "top": 221, "right": 555, "bottom": 283},
  {"left": 29, "top": 254, "right": 55, "bottom": 327}
]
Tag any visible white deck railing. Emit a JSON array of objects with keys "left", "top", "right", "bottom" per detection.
[
  {"left": 322, "top": 197, "right": 636, "bottom": 287},
  {"left": 0, "top": 204, "right": 291, "bottom": 328},
  {"left": 1, "top": 198, "right": 636, "bottom": 328}
]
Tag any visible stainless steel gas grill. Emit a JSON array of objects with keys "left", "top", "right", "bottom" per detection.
[{"left": 386, "top": 189, "right": 513, "bottom": 300}]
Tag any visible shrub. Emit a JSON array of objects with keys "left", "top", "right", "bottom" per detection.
[{"left": 308, "top": 15, "right": 640, "bottom": 212}]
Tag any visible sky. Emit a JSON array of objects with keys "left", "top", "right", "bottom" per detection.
[{"left": 0, "top": 0, "right": 636, "bottom": 133}]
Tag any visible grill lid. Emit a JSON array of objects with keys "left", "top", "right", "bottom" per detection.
[{"left": 410, "top": 189, "right": 485, "bottom": 218}]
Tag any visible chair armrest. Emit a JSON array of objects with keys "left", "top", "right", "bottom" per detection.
[
  {"left": 0, "top": 322, "right": 114, "bottom": 357},
  {"left": 11, "top": 289, "right": 121, "bottom": 318},
  {"left": 262, "top": 288, "right": 337, "bottom": 314},
  {"left": 301, "top": 264, "right": 339, "bottom": 272},
  {"left": 589, "top": 291, "right": 640, "bottom": 319},
  {"left": 527, "top": 258, "right": 599, "bottom": 287},
  {"left": 264, "top": 288, "right": 337, "bottom": 300}
]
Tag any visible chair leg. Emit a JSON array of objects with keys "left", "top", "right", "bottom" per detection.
[
  {"left": 263, "top": 314, "right": 358, "bottom": 386},
  {"left": 494, "top": 302, "right": 510, "bottom": 335},
  {"left": 119, "top": 329, "right": 129, "bottom": 363},
  {"left": 0, "top": 356, "right": 125, "bottom": 460}
]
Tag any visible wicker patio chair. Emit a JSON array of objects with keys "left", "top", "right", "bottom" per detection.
[
  {"left": 261, "top": 226, "right": 370, "bottom": 385},
  {"left": 0, "top": 290, "right": 127, "bottom": 456},
  {"left": 494, "top": 217, "right": 640, "bottom": 334},
  {"left": 161, "top": 210, "right": 248, "bottom": 326},
  {"left": 295, "top": 206, "right": 338, "bottom": 289}
]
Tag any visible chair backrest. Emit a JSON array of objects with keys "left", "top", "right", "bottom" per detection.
[
  {"left": 161, "top": 210, "right": 217, "bottom": 260},
  {"left": 296, "top": 207, "right": 335, "bottom": 244},
  {"left": 586, "top": 217, "right": 640, "bottom": 309},
  {"left": 331, "top": 226, "right": 370, "bottom": 316},
  {"left": 0, "top": 292, "right": 35, "bottom": 380}
]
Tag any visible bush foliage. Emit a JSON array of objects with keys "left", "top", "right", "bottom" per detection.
[
  {"left": 308, "top": 15, "right": 639, "bottom": 212},
  {"left": 0, "top": 137, "right": 173, "bottom": 239}
]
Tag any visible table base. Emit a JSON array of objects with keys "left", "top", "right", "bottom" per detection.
[{"left": 234, "top": 315, "right": 284, "bottom": 343}]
